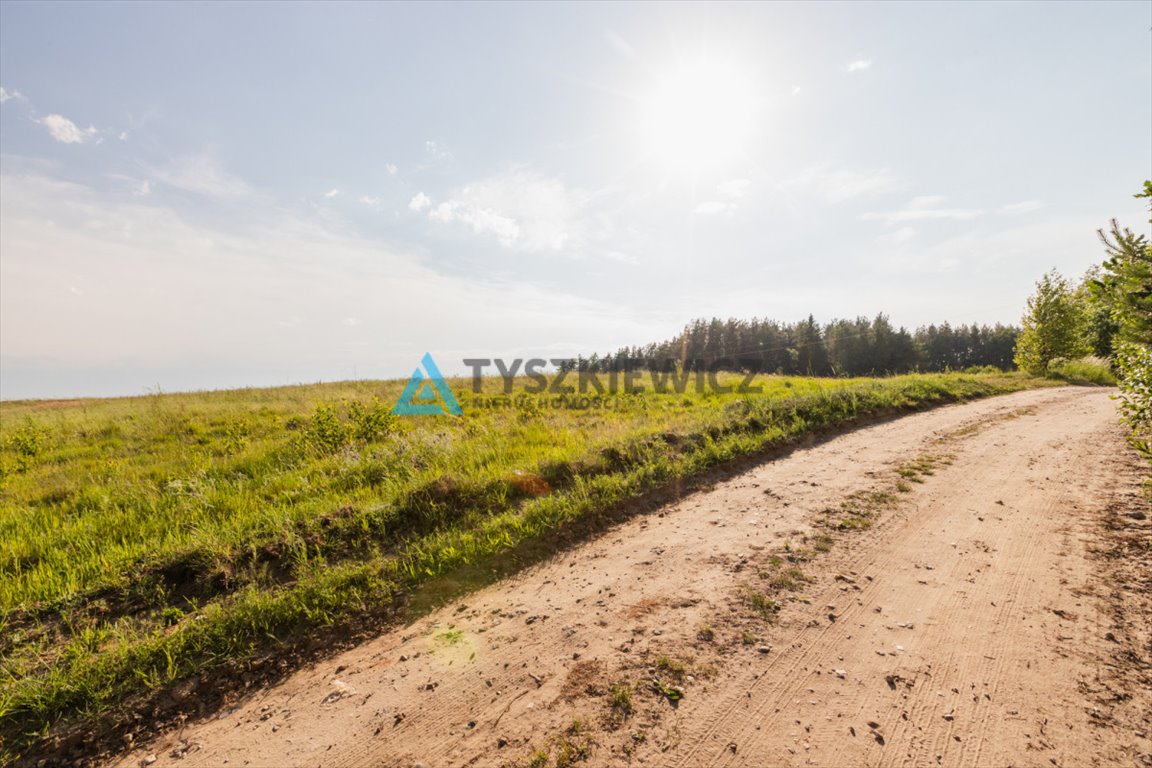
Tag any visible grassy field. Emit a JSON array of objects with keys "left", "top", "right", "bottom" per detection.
[{"left": 0, "top": 372, "right": 1055, "bottom": 757}]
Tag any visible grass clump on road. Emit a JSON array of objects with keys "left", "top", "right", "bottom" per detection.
[{"left": 0, "top": 371, "right": 1051, "bottom": 757}]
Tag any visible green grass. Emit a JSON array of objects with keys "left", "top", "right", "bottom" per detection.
[
  {"left": 739, "top": 584, "right": 782, "bottom": 621},
  {"left": 1046, "top": 356, "right": 1118, "bottom": 386},
  {"left": 0, "top": 371, "right": 1053, "bottom": 757},
  {"left": 607, "top": 681, "right": 634, "bottom": 725}
]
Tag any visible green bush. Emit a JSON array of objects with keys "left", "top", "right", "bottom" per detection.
[
  {"left": 1114, "top": 343, "right": 1152, "bottom": 463},
  {"left": 306, "top": 403, "right": 348, "bottom": 454},
  {"left": 347, "top": 398, "right": 396, "bottom": 442}
]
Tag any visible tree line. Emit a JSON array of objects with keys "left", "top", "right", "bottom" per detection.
[{"left": 574, "top": 316, "right": 1019, "bottom": 376}]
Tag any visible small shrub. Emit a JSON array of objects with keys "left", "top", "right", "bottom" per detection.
[
  {"left": 347, "top": 398, "right": 396, "bottom": 442},
  {"left": 306, "top": 403, "right": 348, "bottom": 453},
  {"left": 6, "top": 424, "right": 47, "bottom": 472}
]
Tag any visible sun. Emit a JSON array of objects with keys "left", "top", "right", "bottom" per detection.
[{"left": 637, "top": 57, "right": 759, "bottom": 176}]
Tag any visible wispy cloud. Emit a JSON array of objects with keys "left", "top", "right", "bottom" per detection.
[
  {"left": 106, "top": 174, "right": 152, "bottom": 197},
  {"left": 693, "top": 200, "right": 735, "bottom": 216},
  {"left": 408, "top": 192, "right": 431, "bottom": 212},
  {"left": 862, "top": 195, "right": 985, "bottom": 224},
  {"left": 693, "top": 178, "right": 751, "bottom": 216},
  {"left": 37, "top": 114, "right": 99, "bottom": 144},
  {"left": 422, "top": 169, "right": 587, "bottom": 251},
  {"left": 386, "top": 163, "right": 398, "bottom": 175},
  {"left": 424, "top": 140, "right": 453, "bottom": 163},
  {"left": 716, "top": 178, "right": 750, "bottom": 199},
  {"left": 781, "top": 165, "right": 903, "bottom": 203},
  {"left": 604, "top": 29, "right": 640, "bottom": 60},
  {"left": 847, "top": 59, "right": 872, "bottom": 73},
  {"left": 0, "top": 86, "right": 27, "bottom": 104},
  {"left": 324, "top": 188, "right": 340, "bottom": 198},
  {"left": 430, "top": 199, "right": 521, "bottom": 247},
  {"left": 149, "top": 153, "right": 251, "bottom": 198},
  {"left": 359, "top": 195, "right": 381, "bottom": 206},
  {"left": 999, "top": 200, "right": 1044, "bottom": 215},
  {"left": 0, "top": 170, "right": 657, "bottom": 397},
  {"left": 878, "top": 226, "right": 917, "bottom": 246}
]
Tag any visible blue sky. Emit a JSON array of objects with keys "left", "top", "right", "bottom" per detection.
[{"left": 1, "top": 1, "right": 1149, "bottom": 399}]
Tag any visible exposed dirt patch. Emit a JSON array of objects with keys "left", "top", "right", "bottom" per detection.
[{"left": 100, "top": 388, "right": 1149, "bottom": 767}]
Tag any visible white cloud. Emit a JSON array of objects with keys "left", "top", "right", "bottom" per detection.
[
  {"left": 875, "top": 215, "right": 1104, "bottom": 279},
  {"left": 359, "top": 195, "right": 381, "bottom": 205},
  {"left": 781, "top": 165, "right": 903, "bottom": 203},
  {"left": 424, "top": 141, "right": 453, "bottom": 162},
  {"left": 408, "top": 192, "right": 431, "bottom": 212},
  {"left": 693, "top": 200, "right": 735, "bottom": 216},
  {"left": 430, "top": 200, "right": 521, "bottom": 246},
  {"left": 792, "top": 85, "right": 802, "bottom": 96},
  {"left": 386, "top": 164, "right": 398, "bottom": 175},
  {"left": 37, "top": 114, "right": 99, "bottom": 144},
  {"left": 422, "top": 169, "right": 587, "bottom": 251},
  {"left": 693, "top": 179, "right": 750, "bottom": 216},
  {"left": 106, "top": 174, "right": 152, "bottom": 197},
  {"left": 0, "top": 170, "right": 662, "bottom": 398},
  {"left": 0, "top": 87, "right": 27, "bottom": 103},
  {"left": 324, "top": 188, "right": 340, "bottom": 198},
  {"left": 149, "top": 153, "right": 251, "bottom": 198},
  {"left": 862, "top": 195, "right": 985, "bottom": 224},
  {"left": 878, "top": 226, "right": 917, "bottom": 246},
  {"left": 716, "top": 178, "right": 750, "bottom": 199},
  {"left": 847, "top": 59, "right": 872, "bottom": 73},
  {"left": 999, "top": 200, "right": 1045, "bottom": 215}
]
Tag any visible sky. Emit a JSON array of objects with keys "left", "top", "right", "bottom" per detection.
[{"left": 1, "top": 1, "right": 1149, "bottom": 400}]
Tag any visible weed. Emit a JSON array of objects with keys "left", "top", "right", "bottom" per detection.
[
  {"left": 655, "top": 655, "right": 687, "bottom": 682},
  {"left": 767, "top": 566, "right": 811, "bottom": 591},
  {"left": 811, "top": 534, "right": 833, "bottom": 553},
  {"left": 606, "top": 682, "right": 634, "bottom": 725},
  {"left": 434, "top": 628, "right": 464, "bottom": 646},
  {"left": 740, "top": 585, "right": 781, "bottom": 621}
]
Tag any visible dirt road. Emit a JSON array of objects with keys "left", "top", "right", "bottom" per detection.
[{"left": 116, "top": 387, "right": 1151, "bottom": 768}]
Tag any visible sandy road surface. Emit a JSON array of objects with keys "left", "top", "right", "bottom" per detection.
[{"left": 115, "top": 387, "right": 1151, "bottom": 768}]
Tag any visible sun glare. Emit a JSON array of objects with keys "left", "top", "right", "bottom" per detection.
[{"left": 638, "top": 57, "right": 758, "bottom": 175}]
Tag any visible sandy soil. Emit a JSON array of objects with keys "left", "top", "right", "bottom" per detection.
[{"left": 114, "top": 387, "right": 1151, "bottom": 768}]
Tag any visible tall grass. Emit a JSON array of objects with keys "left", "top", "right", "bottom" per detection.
[
  {"left": 0, "top": 372, "right": 1053, "bottom": 757},
  {"left": 1046, "top": 356, "right": 1117, "bottom": 386}
]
